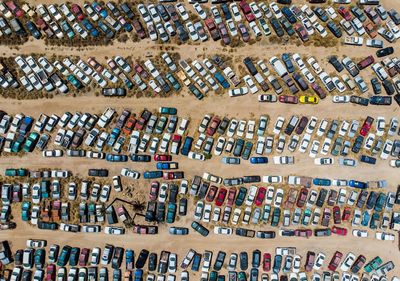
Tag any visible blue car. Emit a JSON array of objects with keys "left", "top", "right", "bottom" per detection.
[
  {"left": 250, "top": 157, "right": 268, "bottom": 164},
  {"left": 156, "top": 162, "right": 178, "bottom": 170},
  {"left": 143, "top": 171, "right": 163, "bottom": 179},
  {"left": 361, "top": 211, "right": 370, "bottom": 226},
  {"left": 281, "top": 7, "right": 297, "bottom": 23},
  {"left": 106, "top": 154, "right": 128, "bottom": 162},
  {"left": 214, "top": 72, "right": 230, "bottom": 89},
  {"left": 282, "top": 53, "right": 294, "bottom": 73},
  {"left": 180, "top": 136, "right": 193, "bottom": 156},
  {"left": 313, "top": 178, "right": 331, "bottom": 186},
  {"left": 134, "top": 269, "right": 143, "bottom": 281},
  {"left": 92, "top": 2, "right": 108, "bottom": 18},
  {"left": 348, "top": 180, "right": 367, "bottom": 189},
  {"left": 107, "top": 128, "right": 121, "bottom": 147}
]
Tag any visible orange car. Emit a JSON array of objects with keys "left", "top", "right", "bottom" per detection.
[
  {"left": 364, "top": 22, "right": 377, "bottom": 38},
  {"left": 122, "top": 115, "right": 136, "bottom": 135}
]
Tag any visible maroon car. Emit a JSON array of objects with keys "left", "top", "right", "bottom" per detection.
[
  {"left": 71, "top": 4, "right": 85, "bottom": 21},
  {"left": 78, "top": 248, "right": 89, "bottom": 266},
  {"left": 279, "top": 95, "right": 298, "bottom": 104},
  {"left": 205, "top": 18, "right": 221, "bottom": 41},
  {"left": 294, "top": 23, "right": 309, "bottom": 42},
  {"left": 215, "top": 188, "right": 227, "bottom": 206},
  {"left": 305, "top": 251, "right": 315, "bottom": 272},
  {"left": 311, "top": 82, "right": 327, "bottom": 99},
  {"left": 295, "top": 229, "right": 312, "bottom": 238},
  {"left": 134, "top": 63, "right": 149, "bottom": 79},
  {"left": 154, "top": 154, "right": 172, "bottom": 162},
  {"left": 149, "top": 181, "right": 159, "bottom": 201},
  {"left": 239, "top": 0, "right": 255, "bottom": 22},
  {"left": 328, "top": 251, "right": 343, "bottom": 271},
  {"left": 296, "top": 188, "right": 308, "bottom": 208},
  {"left": 206, "top": 186, "right": 218, "bottom": 202},
  {"left": 333, "top": 206, "right": 341, "bottom": 224},
  {"left": 163, "top": 171, "right": 184, "bottom": 180},
  {"left": 226, "top": 188, "right": 237, "bottom": 207},
  {"left": 206, "top": 116, "right": 221, "bottom": 136},
  {"left": 132, "top": 19, "right": 146, "bottom": 39},
  {"left": 217, "top": 22, "right": 230, "bottom": 45}
]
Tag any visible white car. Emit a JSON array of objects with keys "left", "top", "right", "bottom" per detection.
[
  {"left": 263, "top": 176, "right": 282, "bottom": 183},
  {"left": 309, "top": 140, "right": 320, "bottom": 158},
  {"left": 314, "top": 157, "right": 334, "bottom": 165},
  {"left": 332, "top": 95, "right": 350, "bottom": 103},
  {"left": 230, "top": 3, "right": 242, "bottom": 22},
  {"left": 176, "top": 3, "right": 189, "bottom": 21},
  {"left": 314, "top": 252, "right": 326, "bottom": 270},
  {"left": 214, "top": 137, "right": 225, "bottom": 156},
  {"left": 292, "top": 53, "right": 305, "bottom": 69},
  {"left": 193, "top": 3, "right": 206, "bottom": 20},
  {"left": 269, "top": 2, "right": 282, "bottom": 18},
  {"left": 273, "top": 117, "right": 285, "bottom": 134},
  {"left": 120, "top": 168, "right": 140, "bottom": 179},
  {"left": 186, "top": 22, "right": 199, "bottom": 41},
  {"left": 188, "top": 151, "right": 205, "bottom": 161},
  {"left": 375, "top": 232, "right": 395, "bottom": 241},
  {"left": 340, "top": 253, "right": 356, "bottom": 272},
  {"left": 299, "top": 133, "right": 311, "bottom": 153},
  {"left": 364, "top": 133, "right": 375, "bottom": 150},
  {"left": 244, "top": 75, "right": 258, "bottom": 94},
  {"left": 332, "top": 77, "right": 346, "bottom": 92},
  {"left": 245, "top": 186, "right": 258, "bottom": 206},
  {"left": 376, "top": 117, "right": 385, "bottom": 136},
  {"left": 273, "top": 188, "right": 284, "bottom": 207},
  {"left": 352, "top": 229, "right": 368, "bottom": 238},
  {"left": 265, "top": 187, "right": 274, "bottom": 205},
  {"left": 307, "top": 57, "right": 322, "bottom": 74}
]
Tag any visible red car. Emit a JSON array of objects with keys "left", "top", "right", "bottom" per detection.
[
  {"left": 342, "top": 207, "right": 351, "bottom": 221},
  {"left": 78, "top": 248, "right": 89, "bottom": 266},
  {"left": 134, "top": 117, "right": 146, "bottom": 130},
  {"left": 255, "top": 187, "right": 266, "bottom": 206},
  {"left": 215, "top": 188, "right": 227, "bottom": 206},
  {"left": 206, "top": 116, "right": 221, "bottom": 136},
  {"left": 294, "top": 23, "right": 309, "bottom": 42},
  {"left": 227, "top": 188, "right": 237, "bottom": 207},
  {"left": 332, "top": 226, "right": 347, "bottom": 236},
  {"left": 134, "top": 63, "right": 149, "bottom": 79},
  {"left": 296, "top": 188, "right": 308, "bottom": 208},
  {"left": 132, "top": 19, "right": 146, "bottom": 39},
  {"left": 239, "top": 0, "right": 255, "bottom": 22},
  {"left": 149, "top": 181, "right": 159, "bottom": 201},
  {"left": 206, "top": 186, "right": 218, "bottom": 202},
  {"left": 46, "top": 264, "right": 56, "bottom": 281},
  {"left": 263, "top": 253, "right": 271, "bottom": 271},
  {"left": 279, "top": 95, "right": 298, "bottom": 104},
  {"left": 295, "top": 229, "right": 312, "bottom": 238},
  {"left": 163, "top": 171, "right": 184, "bottom": 180},
  {"left": 305, "top": 251, "right": 315, "bottom": 272},
  {"left": 6, "top": 1, "right": 23, "bottom": 17},
  {"left": 338, "top": 6, "right": 352, "bottom": 21},
  {"left": 360, "top": 116, "right": 374, "bottom": 136},
  {"left": 154, "top": 154, "right": 172, "bottom": 161},
  {"left": 71, "top": 4, "right": 85, "bottom": 21},
  {"left": 333, "top": 206, "right": 341, "bottom": 224},
  {"left": 328, "top": 251, "right": 343, "bottom": 271}
]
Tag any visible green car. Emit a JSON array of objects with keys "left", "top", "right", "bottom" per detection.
[
  {"left": 238, "top": 271, "right": 247, "bottom": 281},
  {"left": 23, "top": 132, "right": 39, "bottom": 152},
  {"left": 11, "top": 138, "right": 24, "bottom": 153},
  {"left": 159, "top": 107, "right": 177, "bottom": 115},
  {"left": 364, "top": 256, "right": 382, "bottom": 273},
  {"left": 166, "top": 203, "right": 176, "bottom": 224},
  {"left": 5, "top": 168, "right": 28, "bottom": 177}
]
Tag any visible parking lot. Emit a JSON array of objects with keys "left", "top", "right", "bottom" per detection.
[{"left": 1, "top": 0, "right": 400, "bottom": 280}]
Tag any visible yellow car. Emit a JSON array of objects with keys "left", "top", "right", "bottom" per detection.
[{"left": 299, "top": 95, "right": 319, "bottom": 104}]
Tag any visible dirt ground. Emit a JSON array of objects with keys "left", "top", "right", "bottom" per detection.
[{"left": 1, "top": 0, "right": 400, "bottom": 278}]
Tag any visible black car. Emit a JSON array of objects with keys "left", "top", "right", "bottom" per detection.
[
  {"left": 316, "top": 189, "right": 328, "bottom": 207},
  {"left": 243, "top": 57, "right": 258, "bottom": 76},
  {"left": 395, "top": 94, "right": 400, "bottom": 107},
  {"left": 120, "top": 3, "right": 134, "bottom": 19},
  {"left": 314, "top": 228, "right": 332, "bottom": 237},
  {"left": 327, "top": 21, "right": 342, "bottom": 38},
  {"left": 242, "top": 175, "right": 261, "bottom": 183},
  {"left": 156, "top": 202, "right": 165, "bottom": 223},
  {"left": 213, "top": 251, "right": 226, "bottom": 271},
  {"left": 148, "top": 252, "right": 157, "bottom": 271},
  {"left": 270, "top": 18, "right": 284, "bottom": 37},
  {"left": 371, "top": 77, "right": 382, "bottom": 95},
  {"left": 130, "top": 154, "right": 151, "bottom": 162},
  {"left": 135, "top": 249, "right": 149, "bottom": 269},
  {"left": 280, "top": 229, "right": 295, "bottom": 236},
  {"left": 88, "top": 169, "right": 109, "bottom": 177},
  {"left": 26, "top": 21, "right": 41, "bottom": 39},
  {"left": 240, "top": 252, "right": 248, "bottom": 271},
  {"left": 102, "top": 88, "right": 126, "bottom": 97},
  {"left": 360, "top": 155, "right": 376, "bottom": 165},
  {"left": 351, "top": 136, "right": 364, "bottom": 153},
  {"left": 366, "top": 191, "right": 378, "bottom": 209},
  {"left": 356, "top": 190, "right": 368, "bottom": 209},
  {"left": 369, "top": 96, "right": 392, "bottom": 105},
  {"left": 252, "top": 250, "right": 261, "bottom": 268},
  {"left": 156, "top": 4, "right": 170, "bottom": 22},
  {"left": 350, "top": 96, "right": 369, "bottom": 106},
  {"left": 314, "top": 7, "right": 329, "bottom": 22},
  {"left": 376, "top": 47, "right": 394, "bottom": 58},
  {"left": 293, "top": 73, "right": 308, "bottom": 91},
  {"left": 383, "top": 79, "right": 395, "bottom": 95},
  {"left": 328, "top": 56, "right": 344, "bottom": 72}
]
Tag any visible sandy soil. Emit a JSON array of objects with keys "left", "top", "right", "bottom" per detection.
[{"left": 1, "top": 0, "right": 400, "bottom": 278}]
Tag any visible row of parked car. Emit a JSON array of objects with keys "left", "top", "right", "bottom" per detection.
[
  {"left": 1, "top": 0, "right": 400, "bottom": 46},
  {"left": 1, "top": 240, "right": 396, "bottom": 281},
  {"left": 1, "top": 107, "right": 399, "bottom": 167}
]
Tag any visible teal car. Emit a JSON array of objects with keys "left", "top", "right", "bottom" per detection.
[
  {"left": 241, "top": 141, "right": 253, "bottom": 160},
  {"left": 21, "top": 201, "right": 31, "bottom": 221},
  {"left": 238, "top": 272, "right": 247, "bottom": 281},
  {"left": 374, "top": 193, "right": 387, "bottom": 212},
  {"left": 369, "top": 212, "right": 380, "bottom": 229},
  {"left": 364, "top": 256, "right": 382, "bottom": 273},
  {"left": 235, "top": 187, "right": 247, "bottom": 207},
  {"left": 273, "top": 255, "right": 282, "bottom": 274},
  {"left": 5, "top": 168, "right": 28, "bottom": 177},
  {"left": 271, "top": 208, "right": 281, "bottom": 227},
  {"left": 166, "top": 202, "right": 176, "bottom": 223},
  {"left": 191, "top": 221, "right": 209, "bottom": 237},
  {"left": 301, "top": 208, "right": 312, "bottom": 226},
  {"left": 11, "top": 138, "right": 24, "bottom": 153},
  {"left": 159, "top": 107, "right": 177, "bottom": 115},
  {"left": 23, "top": 132, "right": 39, "bottom": 152},
  {"left": 166, "top": 73, "right": 181, "bottom": 91},
  {"left": 67, "top": 74, "right": 83, "bottom": 89}
]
